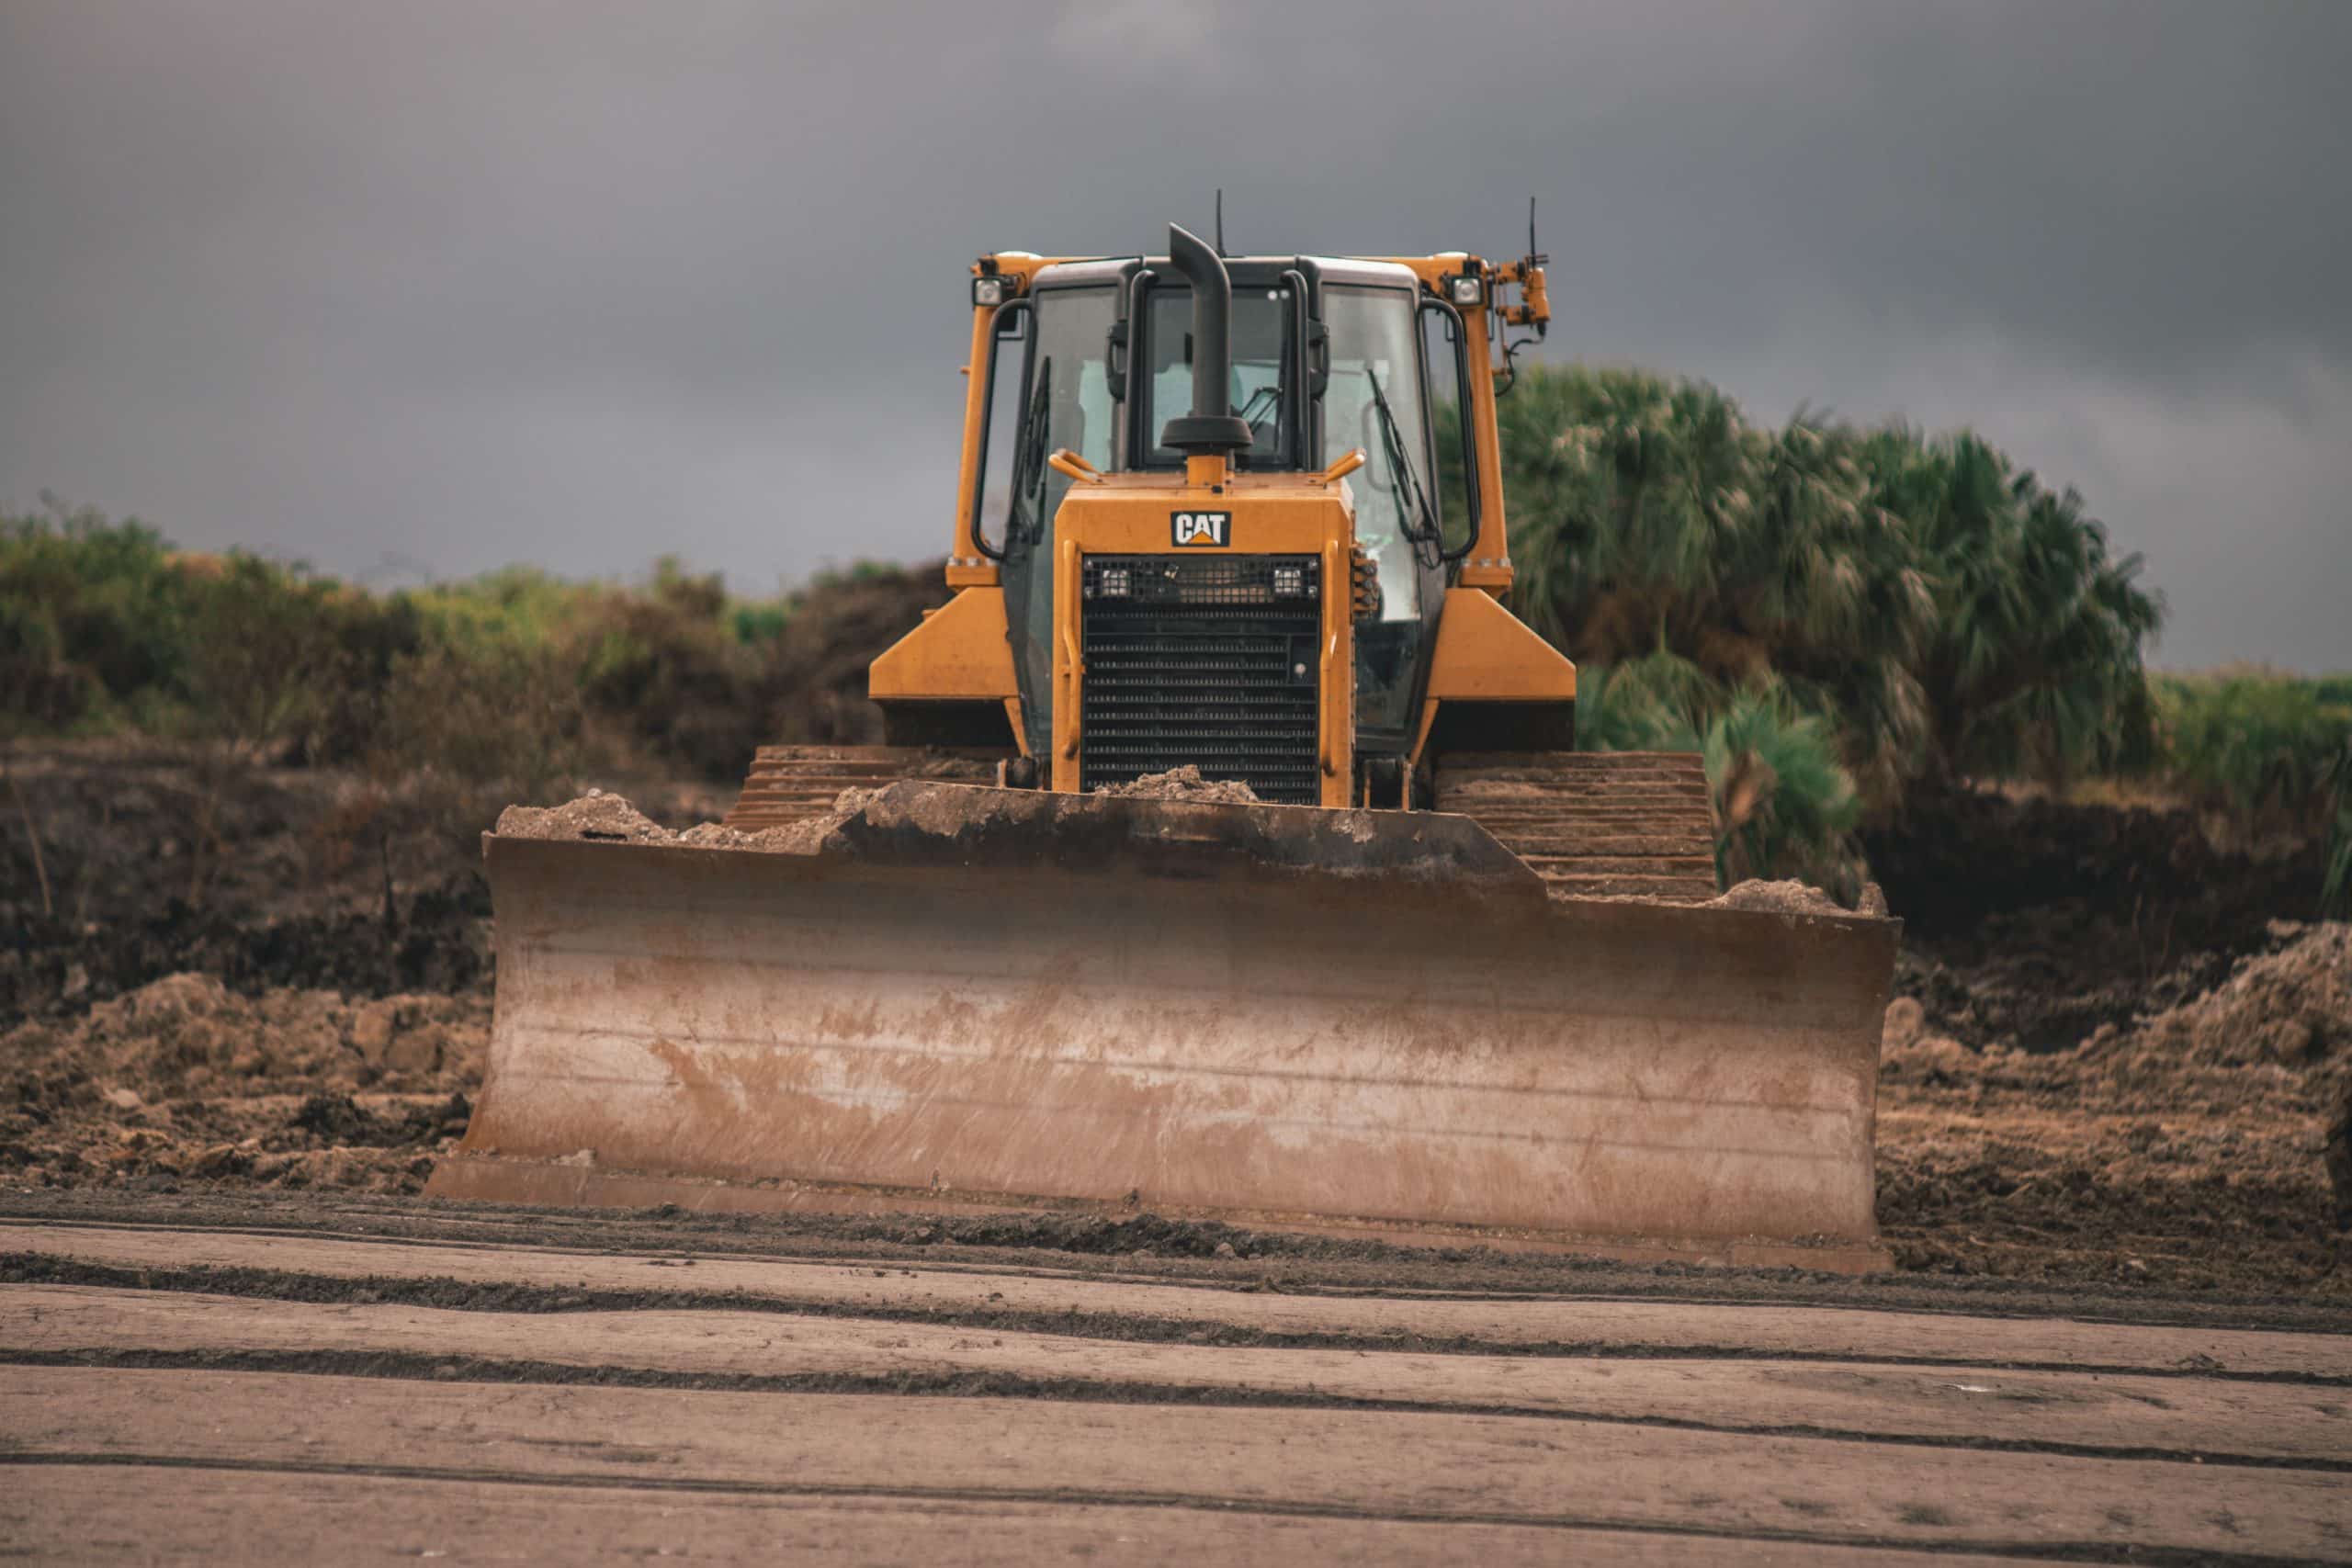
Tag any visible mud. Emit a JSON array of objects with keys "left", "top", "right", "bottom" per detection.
[{"left": 1093, "top": 765, "right": 1263, "bottom": 805}]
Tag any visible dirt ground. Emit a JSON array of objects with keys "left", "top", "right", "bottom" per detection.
[
  {"left": 5, "top": 742, "right": 2349, "bottom": 1562},
  {"left": 3, "top": 741, "right": 2347, "bottom": 1297},
  {"left": 3, "top": 1201, "right": 2348, "bottom": 1562}
]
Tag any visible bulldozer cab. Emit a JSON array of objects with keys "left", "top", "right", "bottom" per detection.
[{"left": 982, "top": 257, "right": 1477, "bottom": 762}]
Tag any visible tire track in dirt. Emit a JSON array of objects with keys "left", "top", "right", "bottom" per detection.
[
  {"left": 9, "top": 1219, "right": 2352, "bottom": 1561},
  {"left": 10, "top": 1368, "right": 2344, "bottom": 1563},
  {"left": 9, "top": 1220, "right": 2346, "bottom": 1381},
  {"left": 11, "top": 1280, "right": 2345, "bottom": 1468},
  {"left": 2, "top": 1464, "right": 2086, "bottom": 1568}
]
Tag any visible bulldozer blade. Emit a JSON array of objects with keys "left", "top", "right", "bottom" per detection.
[{"left": 429, "top": 784, "right": 1901, "bottom": 1271}]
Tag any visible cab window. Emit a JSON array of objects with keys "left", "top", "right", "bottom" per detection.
[{"left": 1141, "top": 283, "right": 1297, "bottom": 468}]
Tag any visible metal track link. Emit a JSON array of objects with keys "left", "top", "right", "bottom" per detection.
[
  {"left": 1430, "top": 750, "right": 1721, "bottom": 903},
  {"left": 723, "top": 745, "right": 1009, "bottom": 831}
]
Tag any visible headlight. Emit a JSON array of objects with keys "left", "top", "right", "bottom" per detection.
[
  {"left": 1272, "top": 564, "right": 1306, "bottom": 597},
  {"left": 1447, "top": 274, "right": 1483, "bottom": 308},
  {"left": 1098, "top": 566, "right": 1131, "bottom": 598},
  {"left": 972, "top": 276, "right": 1009, "bottom": 307}
]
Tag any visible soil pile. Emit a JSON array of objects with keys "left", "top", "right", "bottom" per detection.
[
  {"left": 2112, "top": 920, "right": 2348, "bottom": 1073},
  {"left": 1868, "top": 784, "right": 2324, "bottom": 1053},
  {"left": 1876, "top": 922, "right": 2348, "bottom": 1286},
  {"left": 495, "top": 786, "right": 868, "bottom": 854},
  {"left": 1712, "top": 884, "right": 1891, "bottom": 921},
  {"left": 1, "top": 970, "right": 486, "bottom": 1193},
  {"left": 1094, "top": 767, "right": 1263, "bottom": 805},
  {"left": 493, "top": 790, "right": 673, "bottom": 845}
]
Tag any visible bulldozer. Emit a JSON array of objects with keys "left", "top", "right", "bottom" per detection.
[{"left": 428, "top": 224, "right": 1901, "bottom": 1269}]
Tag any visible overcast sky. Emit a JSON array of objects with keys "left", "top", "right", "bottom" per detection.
[{"left": 3, "top": 1, "right": 2346, "bottom": 670}]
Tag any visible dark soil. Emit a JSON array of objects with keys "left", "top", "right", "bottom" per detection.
[
  {"left": 1864, "top": 783, "right": 2323, "bottom": 1052},
  {"left": 0, "top": 742, "right": 726, "bottom": 1029}
]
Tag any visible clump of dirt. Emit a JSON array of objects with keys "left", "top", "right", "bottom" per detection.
[
  {"left": 1713, "top": 879, "right": 1844, "bottom": 917},
  {"left": 496, "top": 785, "right": 876, "bottom": 855},
  {"left": 1883, "top": 922, "right": 2349, "bottom": 1111},
  {"left": 493, "top": 789, "right": 671, "bottom": 844},
  {"left": 1094, "top": 767, "right": 1262, "bottom": 805},
  {"left": 0, "top": 970, "right": 485, "bottom": 1194}
]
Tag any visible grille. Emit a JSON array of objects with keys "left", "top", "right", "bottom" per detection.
[{"left": 1080, "top": 554, "right": 1321, "bottom": 804}]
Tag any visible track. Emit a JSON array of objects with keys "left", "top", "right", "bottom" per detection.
[
  {"left": 1430, "top": 750, "right": 1721, "bottom": 901},
  {"left": 723, "top": 744, "right": 1724, "bottom": 905},
  {"left": 722, "top": 744, "right": 1004, "bottom": 829},
  {"left": 5, "top": 1205, "right": 2347, "bottom": 1563}
]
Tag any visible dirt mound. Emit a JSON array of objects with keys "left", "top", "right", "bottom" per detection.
[
  {"left": 1713, "top": 879, "right": 1842, "bottom": 916},
  {"left": 1867, "top": 784, "right": 2324, "bottom": 1053},
  {"left": 10, "top": 971, "right": 487, "bottom": 1098},
  {"left": 493, "top": 789, "right": 671, "bottom": 845},
  {"left": 1882, "top": 924, "right": 2347, "bottom": 1111},
  {"left": 1, "top": 971, "right": 486, "bottom": 1194},
  {"left": 1093, "top": 767, "right": 1262, "bottom": 805},
  {"left": 2106, "top": 921, "right": 2348, "bottom": 1071},
  {"left": 1873, "top": 923, "right": 2348, "bottom": 1286},
  {"left": 496, "top": 785, "right": 867, "bottom": 855}
]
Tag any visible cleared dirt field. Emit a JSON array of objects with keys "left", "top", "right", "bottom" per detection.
[{"left": 5, "top": 1198, "right": 2350, "bottom": 1563}]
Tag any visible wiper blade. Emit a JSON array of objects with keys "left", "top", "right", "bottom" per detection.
[
  {"left": 1008, "top": 356, "right": 1054, "bottom": 545},
  {"left": 1364, "top": 367, "right": 1441, "bottom": 563}
]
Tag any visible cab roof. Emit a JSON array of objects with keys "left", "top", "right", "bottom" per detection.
[{"left": 1029, "top": 255, "right": 1424, "bottom": 290}]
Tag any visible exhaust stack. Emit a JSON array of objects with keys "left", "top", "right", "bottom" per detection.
[{"left": 1158, "top": 223, "right": 1253, "bottom": 457}]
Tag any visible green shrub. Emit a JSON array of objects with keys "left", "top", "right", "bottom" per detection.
[
  {"left": 1496, "top": 365, "right": 2160, "bottom": 811},
  {"left": 1703, "top": 692, "right": 1864, "bottom": 897},
  {"left": 2154, "top": 670, "right": 2352, "bottom": 818},
  {"left": 1, "top": 503, "right": 944, "bottom": 784},
  {"left": 0, "top": 501, "right": 187, "bottom": 734},
  {"left": 372, "top": 640, "right": 584, "bottom": 796},
  {"left": 1576, "top": 655, "right": 1862, "bottom": 896}
]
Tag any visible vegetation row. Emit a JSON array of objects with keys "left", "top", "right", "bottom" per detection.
[{"left": 6, "top": 361, "right": 2346, "bottom": 910}]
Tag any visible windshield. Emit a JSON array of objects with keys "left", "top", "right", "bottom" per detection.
[
  {"left": 1322, "top": 284, "right": 1440, "bottom": 747},
  {"left": 1143, "top": 282, "right": 1296, "bottom": 468},
  {"left": 1320, "top": 287, "right": 1434, "bottom": 625},
  {"left": 1002, "top": 284, "right": 1117, "bottom": 759}
]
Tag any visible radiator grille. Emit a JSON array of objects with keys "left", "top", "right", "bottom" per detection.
[{"left": 1079, "top": 554, "right": 1321, "bottom": 804}]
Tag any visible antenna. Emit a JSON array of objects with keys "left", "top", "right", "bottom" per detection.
[
  {"left": 1215, "top": 188, "right": 1226, "bottom": 257},
  {"left": 1527, "top": 196, "right": 1546, "bottom": 264}
]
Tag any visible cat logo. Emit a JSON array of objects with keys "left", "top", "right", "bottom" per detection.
[{"left": 1170, "top": 510, "right": 1231, "bottom": 547}]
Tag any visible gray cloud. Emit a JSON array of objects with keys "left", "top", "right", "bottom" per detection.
[{"left": 3, "top": 0, "right": 2346, "bottom": 667}]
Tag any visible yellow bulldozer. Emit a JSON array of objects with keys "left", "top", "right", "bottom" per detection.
[{"left": 430, "top": 225, "right": 1901, "bottom": 1270}]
